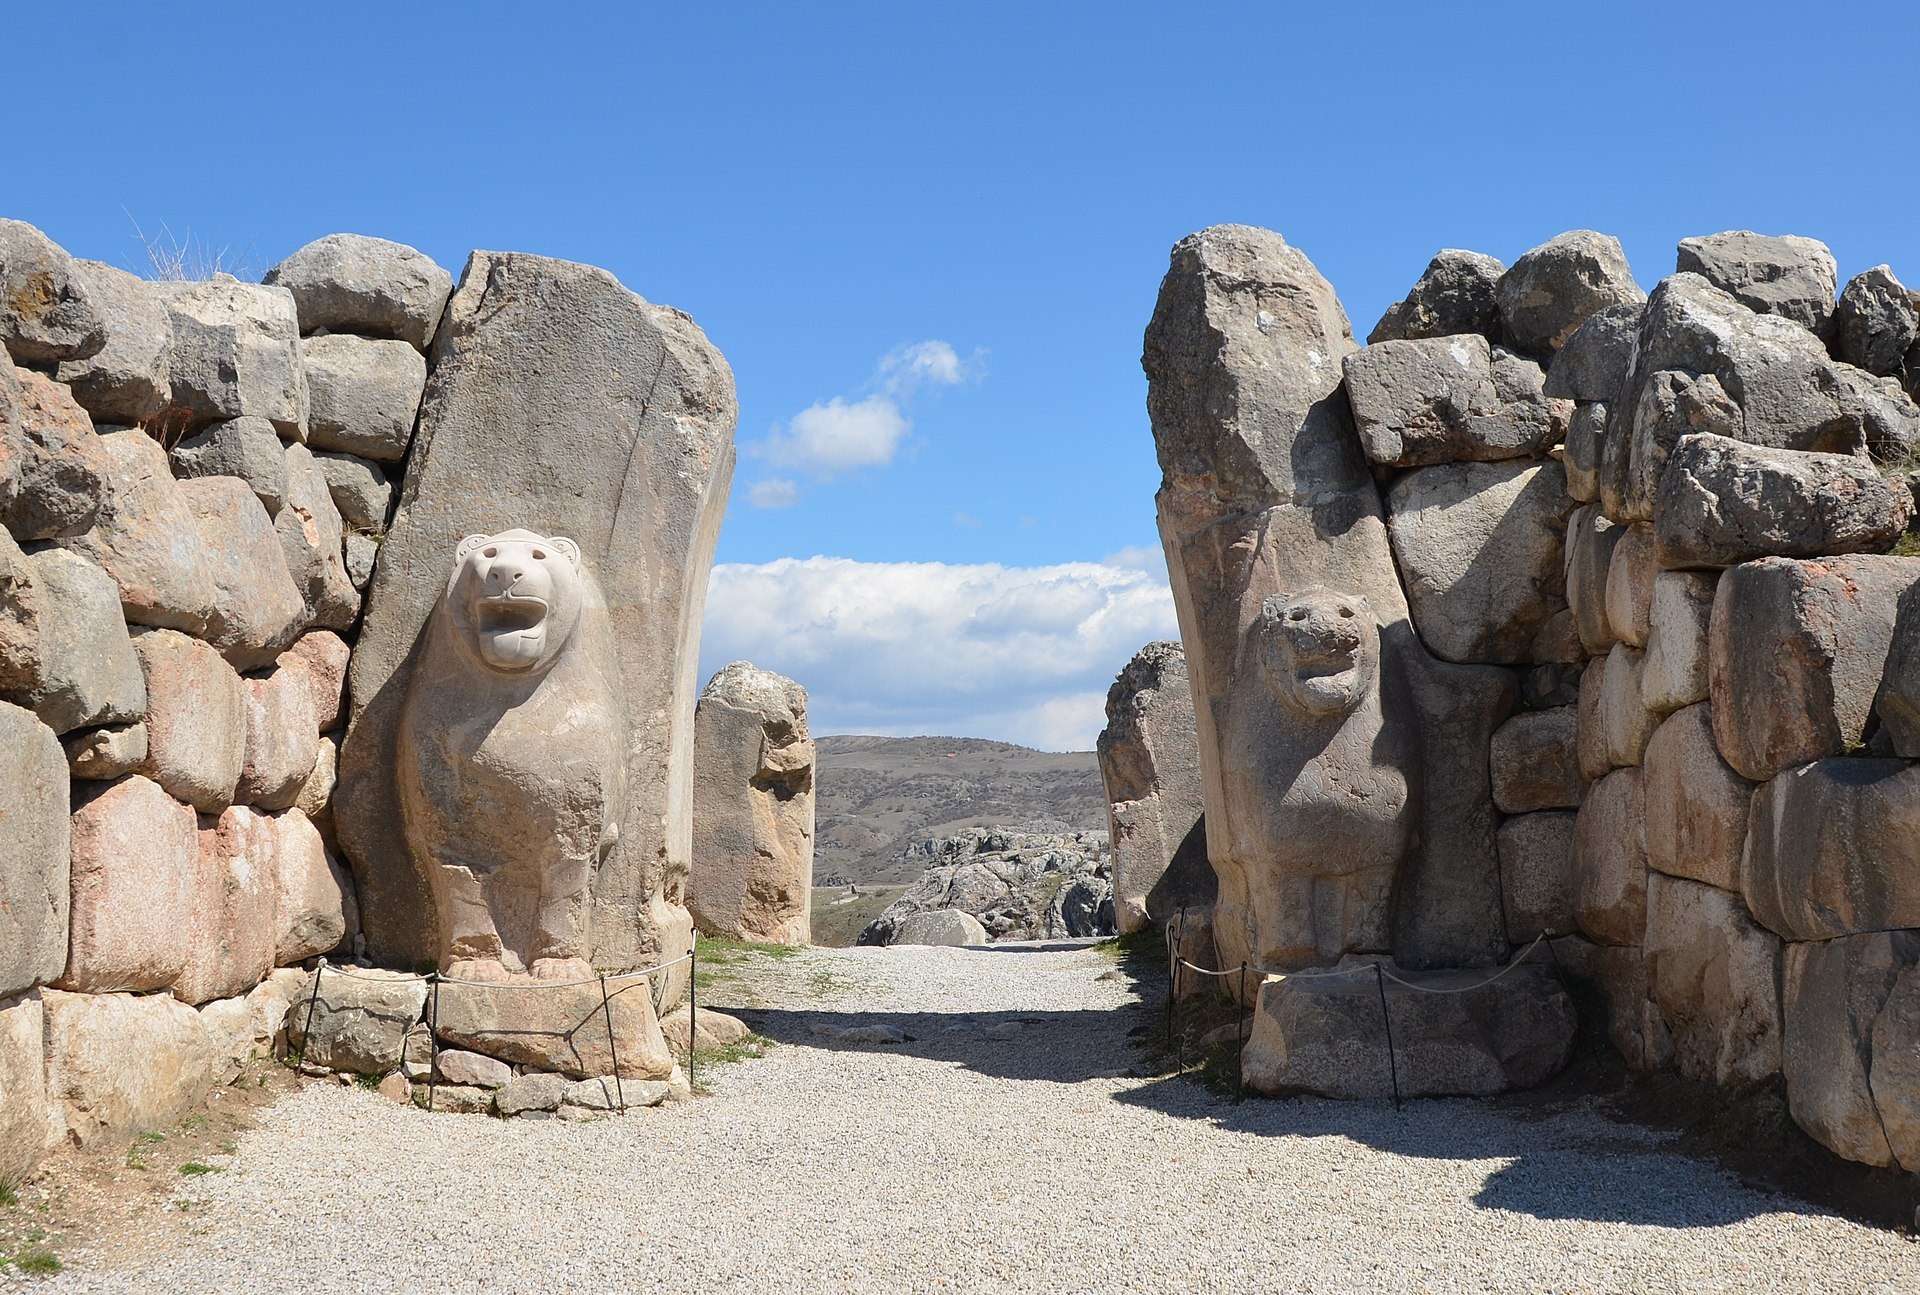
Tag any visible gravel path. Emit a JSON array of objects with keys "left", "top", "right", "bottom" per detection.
[{"left": 35, "top": 942, "right": 1919, "bottom": 1294}]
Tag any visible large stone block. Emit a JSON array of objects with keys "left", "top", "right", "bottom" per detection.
[
  {"left": 1488, "top": 705, "right": 1581, "bottom": 813},
  {"left": 1096, "top": 641, "right": 1210, "bottom": 935},
  {"left": 431, "top": 975, "right": 674, "bottom": 1080},
  {"left": 1742, "top": 758, "right": 1920, "bottom": 941},
  {"left": 1644, "top": 873, "right": 1781, "bottom": 1088},
  {"left": 689, "top": 662, "right": 814, "bottom": 944},
  {"left": 1575, "top": 655, "right": 1611, "bottom": 783},
  {"left": 1707, "top": 555, "right": 1920, "bottom": 781},
  {"left": 4, "top": 546, "right": 144, "bottom": 735},
  {"left": 133, "top": 627, "right": 247, "bottom": 812},
  {"left": 1871, "top": 583, "right": 1920, "bottom": 757},
  {"left": 1871, "top": 964, "right": 1920, "bottom": 1171},
  {"left": 1496, "top": 811, "right": 1575, "bottom": 942},
  {"left": 282, "top": 967, "right": 427, "bottom": 1074},
  {"left": 55, "top": 259, "right": 172, "bottom": 424},
  {"left": 271, "top": 808, "right": 351, "bottom": 965},
  {"left": 339, "top": 252, "right": 736, "bottom": 978},
  {"left": 1343, "top": 335, "right": 1558, "bottom": 467},
  {"left": 169, "top": 416, "right": 287, "bottom": 517},
  {"left": 1366, "top": 249, "right": 1503, "bottom": 344},
  {"left": 1781, "top": 932, "right": 1916, "bottom": 1168},
  {"left": 0, "top": 219, "right": 104, "bottom": 364},
  {"left": 281, "top": 629, "right": 350, "bottom": 732},
  {"left": 264, "top": 233, "right": 454, "bottom": 351},
  {"left": 1496, "top": 231, "right": 1645, "bottom": 359},
  {"left": 275, "top": 441, "right": 359, "bottom": 633},
  {"left": 60, "top": 774, "right": 198, "bottom": 994},
  {"left": 1653, "top": 433, "right": 1909, "bottom": 569},
  {"left": 0, "top": 527, "right": 35, "bottom": 691},
  {"left": 1640, "top": 570, "right": 1715, "bottom": 713},
  {"left": 63, "top": 721, "right": 146, "bottom": 781},
  {"left": 41, "top": 987, "right": 226, "bottom": 1147},
  {"left": 1642, "top": 705, "right": 1749, "bottom": 892},
  {"left": 237, "top": 664, "right": 320, "bottom": 810},
  {"left": 0, "top": 992, "right": 51, "bottom": 1184},
  {"left": 1834, "top": 265, "right": 1917, "bottom": 378},
  {"left": 300, "top": 333, "right": 427, "bottom": 463},
  {"left": 56, "top": 425, "right": 218, "bottom": 633},
  {"left": 179, "top": 475, "right": 305, "bottom": 670},
  {"left": 314, "top": 450, "right": 391, "bottom": 530},
  {"left": 1242, "top": 960, "right": 1575, "bottom": 1098},
  {"left": 0, "top": 702, "right": 69, "bottom": 999},
  {"left": 1561, "top": 402, "right": 1606, "bottom": 503},
  {"left": 153, "top": 279, "right": 309, "bottom": 438},
  {"left": 1563, "top": 504, "right": 1622, "bottom": 656},
  {"left": 1386, "top": 459, "right": 1572, "bottom": 664},
  {"left": 1544, "top": 301, "right": 1643, "bottom": 403},
  {"left": 1598, "top": 643, "right": 1654, "bottom": 768},
  {"left": 1674, "top": 230, "right": 1838, "bottom": 338},
  {"left": 1, "top": 367, "right": 109, "bottom": 542},
  {"left": 175, "top": 806, "right": 279, "bottom": 1006},
  {"left": 1571, "top": 767, "right": 1646, "bottom": 947},
  {"left": 1602, "top": 522, "right": 1657, "bottom": 648}
]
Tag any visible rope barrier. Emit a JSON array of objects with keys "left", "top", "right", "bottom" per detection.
[{"left": 306, "top": 952, "right": 693, "bottom": 989}]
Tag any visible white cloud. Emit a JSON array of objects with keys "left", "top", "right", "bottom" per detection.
[
  {"left": 699, "top": 557, "right": 1179, "bottom": 750},
  {"left": 746, "top": 478, "right": 800, "bottom": 508},
  {"left": 1103, "top": 543, "right": 1169, "bottom": 586},
  {"left": 741, "top": 339, "right": 980, "bottom": 505}
]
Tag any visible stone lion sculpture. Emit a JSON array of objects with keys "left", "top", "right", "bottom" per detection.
[
  {"left": 396, "top": 528, "right": 628, "bottom": 981},
  {"left": 1218, "top": 586, "right": 1413, "bottom": 970}
]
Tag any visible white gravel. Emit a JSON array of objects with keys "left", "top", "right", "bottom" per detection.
[{"left": 36, "top": 942, "right": 1919, "bottom": 1294}]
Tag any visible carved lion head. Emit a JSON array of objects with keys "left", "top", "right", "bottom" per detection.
[
  {"left": 443, "top": 529, "right": 584, "bottom": 674},
  {"left": 1255, "top": 586, "right": 1379, "bottom": 717}
]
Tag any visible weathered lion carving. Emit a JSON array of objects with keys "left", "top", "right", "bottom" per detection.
[
  {"left": 1220, "top": 586, "right": 1413, "bottom": 968},
  {"left": 396, "top": 528, "right": 628, "bottom": 981}
]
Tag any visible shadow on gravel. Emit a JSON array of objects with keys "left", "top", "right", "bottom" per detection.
[{"left": 727, "top": 1003, "right": 1136, "bottom": 1085}]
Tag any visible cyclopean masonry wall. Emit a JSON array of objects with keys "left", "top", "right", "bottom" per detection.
[
  {"left": 1145, "top": 222, "right": 1920, "bottom": 1150},
  {"left": 0, "top": 218, "right": 735, "bottom": 1179}
]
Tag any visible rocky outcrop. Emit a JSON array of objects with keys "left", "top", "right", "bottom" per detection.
[
  {"left": 1096, "top": 640, "right": 1209, "bottom": 935},
  {"left": 860, "top": 828, "right": 1113, "bottom": 945},
  {"left": 689, "top": 661, "right": 815, "bottom": 944}
]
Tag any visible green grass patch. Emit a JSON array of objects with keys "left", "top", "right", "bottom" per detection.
[
  {"left": 6, "top": 1245, "right": 61, "bottom": 1276},
  {"left": 692, "top": 937, "right": 805, "bottom": 989},
  {"left": 688, "top": 1032, "right": 775, "bottom": 1095},
  {"left": 177, "top": 1161, "right": 221, "bottom": 1177},
  {"left": 354, "top": 1072, "right": 385, "bottom": 1090},
  {"left": 0, "top": 1180, "right": 18, "bottom": 1208}
]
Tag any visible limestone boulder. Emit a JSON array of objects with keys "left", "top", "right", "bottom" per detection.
[
  {"left": 133, "top": 628, "right": 247, "bottom": 812},
  {"left": 1834, "top": 265, "right": 1917, "bottom": 378},
  {"left": 1561, "top": 402, "right": 1608, "bottom": 503},
  {"left": 0, "top": 703, "right": 68, "bottom": 999},
  {"left": 344, "top": 533, "right": 378, "bottom": 589},
  {"left": 689, "top": 662, "right": 815, "bottom": 944},
  {"left": 55, "top": 259, "right": 173, "bottom": 423},
  {"left": 891, "top": 909, "right": 989, "bottom": 947},
  {"left": 1641, "top": 571, "right": 1716, "bottom": 712},
  {"left": 1488, "top": 706, "right": 1581, "bottom": 813},
  {"left": 1598, "top": 643, "right": 1655, "bottom": 768},
  {"left": 1642, "top": 705, "right": 1749, "bottom": 892},
  {"left": 1386, "top": 459, "right": 1572, "bottom": 663},
  {"left": 271, "top": 807, "right": 350, "bottom": 964},
  {"left": 63, "top": 721, "right": 147, "bottom": 781},
  {"left": 0, "top": 527, "right": 35, "bottom": 690},
  {"left": 1742, "top": 758, "right": 1920, "bottom": 941},
  {"left": 657, "top": 1006, "right": 751, "bottom": 1055},
  {"left": 0, "top": 993, "right": 51, "bottom": 1182},
  {"left": 1496, "top": 231, "right": 1644, "bottom": 358},
  {"left": 1602, "top": 522, "right": 1657, "bottom": 648},
  {"left": 1096, "top": 640, "right": 1210, "bottom": 933},
  {"left": 1572, "top": 767, "right": 1647, "bottom": 947},
  {"left": 1563, "top": 505, "right": 1622, "bottom": 656},
  {"left": 1653, "top": 434, "right": 1909, "bottom": 568},
  {"left": 5, "top": 547, "right": 144, "bottom": 734},
  {"left": 1343, "top": 335, "right": 1558, "bottom": 467},
  {"left": 169, "top": 416, "right": 287, "bottom": 517},
  {"left": 300, "top": 334, "right": 426, "bottom": 463},
  {"left": 436, "top": 1049, "right": 511, "bottom": 1089},
  {"left": 57, "top": 425, "right": 218, "bottom": 633},
  {"left": 1544, "top": 301, "right": 1643, "bottom": 403},
  {"left": 1242, "top": 960, "right": 1575, "bottom": 1098},
  {"left": 313, "top": 450, "right": 391, "bottom": 530},
  {"left": 281, "top": 629, "right": 350, "bottom": 731},
  {"left": 1497, "top": 811, "right": 1575, "bottom": 942},
  {"left": 294, "top": 735, "right": 338, "bottom": 844},
  {"left": 1868, "top": 582, "right": 1920, "bottom": 757},
  {"left": 1575, "top": 656, "right": 1611, "bottom": 784},
  {"left": 1870, "top": 964, "right": 1920, "bottom": 1171},
  {"left": 1781, "top": 932, "right": 1916, "bottom": 1168},
  {"left": 41, "top": 987, "right": 226, "bottom": 1148},
  {"left": 339, "top": 251, "right": 736, "bottom": 979},
  {"left": 153, "top": 278, "right": 308, "bottom": 438},
  {"left": 1707, "top": 555, "right": 1920, "bottom": 781},
  {"left": 1, "top": 367, "right": 109, "bottom": 541},
  {"left": 264, "top": 233, "right": 454, "bottom": 350},
  {"left": 1675, "top": 231, "right": 1838, "bottom": 338},
  {"left": 1644, "top": 873, "right": 1781, "bottom": 1088},
  {"left": 179, "top": 475, "right": 305, "bottom": 669},
  {"left": 60, "top": 774, "right": 198, "bottom": 994},
  {"left": 175, "top": 806, "right": 279, "bottom": 1006},
  {"left": 496, "top": 1071, "right": 568, "bottom": 1116},
  {"left": 1551, "top": 936, "right": 1673, "bottom": 1071},
  {"left": 283, "top": 967, "right": 427, "bottom": 1074},
  {"left": 1367, "top": 249, "right": 1504, "bottom": 344},
  {"left": 0, "top": 218, "right": 104, "bottom": 364},
  {"left": 237, "top": 664, "right": 319, "bottom": 810},
  {"left": 431, "top": 976, "right": 674, "bottom": 1080}
]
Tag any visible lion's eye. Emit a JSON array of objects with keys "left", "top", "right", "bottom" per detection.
[
  {"left": 1288, "top": 609, "right": 1307, "bottom": 622},
  {"left": 532, "top": 549, "right": 546, "bottom": 560},
  {"left": 1339, "top": 607, "right": 1355, "bottom": 618},
  {"left": 482, "top": 547, "right": 498, "bottom": 559}
]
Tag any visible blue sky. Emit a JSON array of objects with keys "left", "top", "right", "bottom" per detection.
[{"left": 12, "top": 2, "right": 1920, "bottom": 746}]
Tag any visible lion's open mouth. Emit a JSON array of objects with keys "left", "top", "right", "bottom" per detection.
[{"left": 478, "top": 595, "right": 548, "bottom": 634}]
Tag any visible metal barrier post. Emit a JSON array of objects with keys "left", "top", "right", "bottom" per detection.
[
  {"left": 426, "top": 974, "right": 442, "bottom": 1113},
  {"left": 1371, "top": 963, "right": 1401, "bottom": 1111},
  {"left": 600, "top": 974, "right": 626, "bottom": 1111},
  {"left": 1237, "top": 962, "right": 1248, "bottom": 1100},
  {"left": 298, "top": 959, "right": 326, "bottom": 1065},
  {"left": 689, "top": 936, "right": 698, "bottom": 1093}
]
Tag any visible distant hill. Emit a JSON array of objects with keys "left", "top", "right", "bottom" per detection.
[{"left": 812, "top": 735, "right": 1108, "bottom": 887}]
